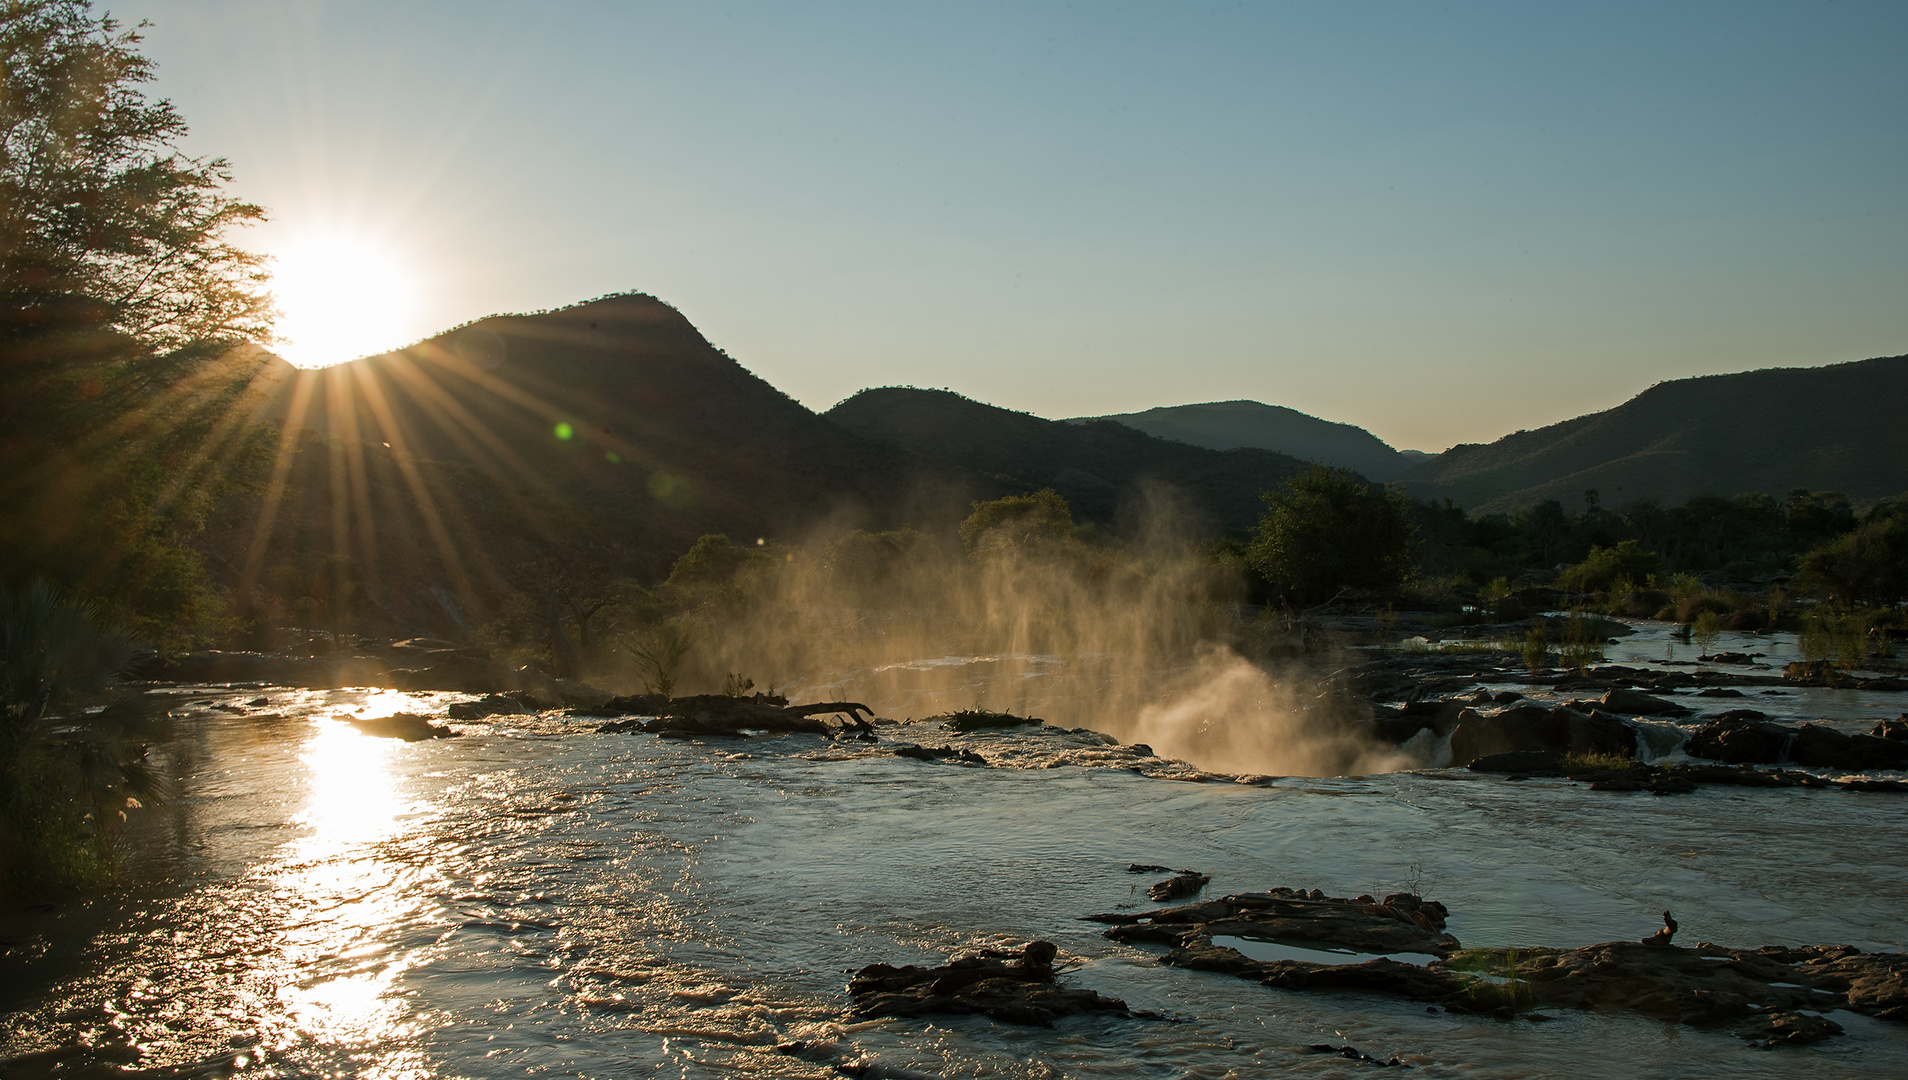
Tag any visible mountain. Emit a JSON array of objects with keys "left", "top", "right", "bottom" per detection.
[
  {"left": 1072, "top": 400, "right": 1420, "bottom": 480},
  {"left": 239, "top": 293, "right": 940, "bottom": 631},
  {"left": 1395, "top": 354, "right": 1908, "bottom": 512},
  {"left": 825, "top": 388, "right": 1312, "bottom": 534}
]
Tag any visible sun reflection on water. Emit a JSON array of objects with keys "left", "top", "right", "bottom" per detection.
[{"left": 254, "top": 706, "right": 443, "bottom": 1078}]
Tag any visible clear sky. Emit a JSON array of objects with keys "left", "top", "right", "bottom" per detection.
[{"left": 119, "top": 1, "right": 1907, "bottom": 451}]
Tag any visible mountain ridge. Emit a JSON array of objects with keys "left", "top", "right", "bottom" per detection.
[
  {"left": 1071, "top": 399, "right": 1420, "bottom": 480},
  {"left": 1395, "top": 353, "right": 1908, "bottom": 511}
]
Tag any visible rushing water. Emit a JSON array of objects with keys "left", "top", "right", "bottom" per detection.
[{"left": 4, "top": 636, "right": 1907, "bottom": 1079}]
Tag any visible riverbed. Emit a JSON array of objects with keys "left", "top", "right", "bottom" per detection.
[{"left": 3, "top": 654, "right": 1906, "bottom": 1078}]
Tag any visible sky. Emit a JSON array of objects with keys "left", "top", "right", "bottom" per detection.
[{"left": 119, "top": 1, "right": 1908, "bottom": 452}]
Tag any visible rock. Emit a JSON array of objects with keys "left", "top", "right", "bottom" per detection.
[
  {"left": 1299, "top": 1044, "right": 1407, "bottom": 1067},
  {"left": 1859, "top": 676, "right": 1908, "bottom": 691},
  {"left": 1799, "top": 950, "right": 1908, "bottom": 1021},
  {"left": 447, "top": 693, "right": 529, "bottom": 720},
  {"left": 1598, "top": 688, "right": 1692, "bottom": 717},
  {"left": 1122, "top": 889, "right": 1898, "bottom": 1039},
  {"left": 1735, "top": 1010, "right": 1845, "bottom": 1048},
  {"left": 1683, "top": 717, "right": 1794, "bottom": 764},
  {"left": 1148, "top": 873, "right": 1210, "bottom": 901},
  {"left": 1100, "top": 887, "right": 1460, "bottom": 958},
  {"left": 1696, "top": 688, "right": 1746, "bottom": 698},
  {"left": 343, "top": 712, "right": 458, "bottom": 741},
  {"left": 1128, "top": 863, "right": 1175, "bottom": 874},
  {"left": 1872, "top": 717, "right": 1908, "bottom": 742},
  {"left": 848, "top": 941, "right": 1134, "bottom": 1026},
  {"left": 1685, "top": 717, "right": 1908, "bottom": 770},
  {"left": 1709, "top": 708, "right": 1769, "bottom": 723},
  {"left": 893, "top": 744, "right": 986, "bottom": 764},
  {"left": 937, "top": 710, "right": 1044, "bottom": 733},
  {"left": 591, "top": 694, "right": 874, "bottom": 737},
  {"left": 1448, "top": 704, "right": 1634, "bottom": 766},
  {"left": 1786, "top": 661, "right": 1838, "bottom": 686}
]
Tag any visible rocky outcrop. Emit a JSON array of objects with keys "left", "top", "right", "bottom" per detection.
[
  {"left": 847, "top": 941, "right": 1135, "bottom": 1025},
  {"left": 1147, "top": 873, "right": 1210, "bottom": 901},
  {"left": 1595, "top": 688, "right": 1692, "bottom": 717},
  {"left": 1105, "top": 887, "right": 1907, "bottom": 1044},
  {"left": 935, "top": 710, "right": 1044, "bottom": 733},
  {"left": 590, "top": 694, "right": 874, "bottom": 737},
  {"left": 1447, "top": 703, "right": 1635, "bottom": 766},
  {"left": 1683, "top": 717, "right": 1908, "bottom": 771},
  {"left": 1093, "top": 888, "right": 1459, "bottom": 958}
]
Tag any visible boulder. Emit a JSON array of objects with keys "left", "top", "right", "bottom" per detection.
[
  {"left": 1148, "top": 873, "right": 1210, "bottom": 901},
  {"left": 1683, "top": 718, "right": 1794, "bottom": 764},
  {"left": 1597, "top": 688, "right": 1692, "bottom": 718},
  {"left": 848, "top": 941, "right": 1134, "bottom": 1026},
  {"left": 1448, "top": 704, "right": 1634, "bottom": 766}
]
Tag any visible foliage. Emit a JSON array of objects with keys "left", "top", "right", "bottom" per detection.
[
  {"left": 0, "top": 0, "right": 270, "bottom": 358},
  {"left": 0, "top": 1, "right": 275, "bottom": 648},
  {"left": 1692, "top": 610, "right": 1721, "bottom": 657},
  {"left": 1557, "top": 540, "right": 1660, "bottom": 594},
  {"left": 1796, "top": 514, "right": 1908, "bottom": 606},
  {"left": 1559, "top": 610, "right": 1603, "bottom": 675},
  {"left": 1522, "top": 624, "right": 1549, "bottom": 673},
  {"left": 1248, "top": 466, "right": 1417, "bottom": 604},
  {"left": 958, "top": 488, "right": 1076, "bottom": 558},
  {"left": 1, "top": 578, "right": 158, "bottom": 898},
  {"left": 626, "top": 619, "right": 692, "bottom": 697}
]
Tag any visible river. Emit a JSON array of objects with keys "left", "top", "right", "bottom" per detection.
[{"left": 3, "top": 628, "right": 1906, "bottom": 1078}]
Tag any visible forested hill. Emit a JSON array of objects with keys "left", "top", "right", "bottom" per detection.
[
  {"left": 825, "top": 388, "right": 1314, "bottom": 534},
  {"left": 1395, "top": 353, "right": 1908, "bottom": 512},
  {"left": 245, "top": 294, "right": 943, "bottom": 628},
  {"left": 1074, "top": 399, "right": 1421, "bottom": 480}
]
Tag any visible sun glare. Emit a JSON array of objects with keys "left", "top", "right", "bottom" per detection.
[{"left": 270, "top": 234, "right": 420, "bottom": 368}]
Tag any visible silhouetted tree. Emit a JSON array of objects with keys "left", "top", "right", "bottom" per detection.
[{"left": 1249, "top": 466, "right": 1416, "bottom": 604}]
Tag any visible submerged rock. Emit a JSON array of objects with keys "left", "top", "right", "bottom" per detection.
[
  {"left": 1736, "top": 1010, "right": 1845, "bottom": 1049},
  {"left": 848, "top": 941, "right": 1135, "bottom": 1026},
  {"left": 893, "top": 744, "right": 987, "bottom": 764}
]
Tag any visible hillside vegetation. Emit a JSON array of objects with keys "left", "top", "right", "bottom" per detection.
[
  {"left": 1397, "top": 355, "right": 1908, "bottom": 511},
  {"left": 826, "top": 388, "right": 1313, "bottom": 534}
]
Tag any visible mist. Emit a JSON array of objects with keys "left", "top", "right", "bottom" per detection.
[{"left": 604, "top": 488, "right": 1409, "bottom": 778}]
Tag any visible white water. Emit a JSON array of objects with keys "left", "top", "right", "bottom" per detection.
[{"left": 2, "top": 667, "right": 1906, "bottom": 1078}]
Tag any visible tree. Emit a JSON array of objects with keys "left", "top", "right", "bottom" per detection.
[
  {"left": 0, "top": 2, "right": 269, "bottom": 373},
  {"left": 958, "top": 488, "right": 1075, "bottom": 558},
  {"left": 1248, "top": 466, "right": 1416, "bottom": 604},
  {"left": 1797, "top": 515, "right": 1908, "bottom": 607},
  {"left": 0, "top": 0, "right": 273, "bottom": 644}
]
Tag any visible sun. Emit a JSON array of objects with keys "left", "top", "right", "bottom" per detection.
[{"left": 269, "top": 233, "right": 420, "bottom": 368}]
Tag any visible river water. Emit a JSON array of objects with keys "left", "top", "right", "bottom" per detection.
[{"left": 3, "top": 630, "right": 1906, "bottom": 1078}]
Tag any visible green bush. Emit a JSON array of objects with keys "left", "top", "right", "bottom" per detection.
[{"left": 1249, "top": 466, "right": 1417, "bottom": 604}]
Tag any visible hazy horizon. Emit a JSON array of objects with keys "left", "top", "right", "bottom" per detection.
[{"left": 121, "top": 1, "right": 1908, "bottom": 452}]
